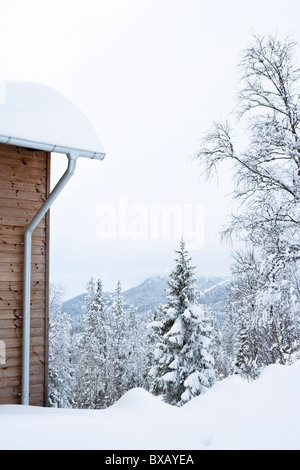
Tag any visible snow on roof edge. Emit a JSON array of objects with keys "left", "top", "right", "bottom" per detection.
[
  {"left": 0, "top": 135, "right": 105, "bottom": 160},
  {"left": 0, "top": 81, "right": 106, "bottom": 160}
]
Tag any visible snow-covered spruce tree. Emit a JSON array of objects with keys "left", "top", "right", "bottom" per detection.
[
  {"left": 209, "top": 308, "right": 226, "bottom": 380},
  {"left": 124, "top": 304, "right": 139, "bottom": 390},
  {"left": 146, "top": 306, "right": 164, "bottom": 390},
  {"left": 149, "top": 239, "right": 215, "bottom": 406},
  {"left": 48, "top": 284, "right": 74, "bottom": 408},
  {"left": 109, "top": 280, "right": 127, "bottom": 401},
  {"left": 232, "top": 316, "right": 253, "bottom": 380},
  {"left": 195, "top": 34, "right": 300, "bottom": 369},
  {"left": 224, "top": 250, "right": 267, "bottom": 379},
  {"left": 178, "top": 303, "right": 216, "bottom": 405},
  {"left": 73, "top": 278, "right": 109, "bottom": 409},
  {"left": 124, "top": 305, "right": 151, "bottom": 390},
  {"left": 140, "top": 309, "right": 158, "bottom": 391},
  {"left": 90, "top": 278, "right": 112, "bottom": 407}
]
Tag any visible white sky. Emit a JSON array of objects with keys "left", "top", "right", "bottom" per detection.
[{"left": 1, "top": 0, "right": 300, "bottom": 299}]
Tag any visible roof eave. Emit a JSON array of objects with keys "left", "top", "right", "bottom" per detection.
[{"left": 0, "top": 134, "right": 106, "bottom": 161}]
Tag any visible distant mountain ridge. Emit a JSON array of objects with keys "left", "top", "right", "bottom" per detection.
[{"left": 62, "top": 275, "right": 231, "bottom": 327}]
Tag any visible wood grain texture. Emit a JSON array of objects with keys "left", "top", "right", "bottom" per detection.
[{"left": 0, "top": 144, "right": 50, "bottom": 406}]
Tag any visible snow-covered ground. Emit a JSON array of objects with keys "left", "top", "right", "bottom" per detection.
[{"left": 0, "top": 362, "right": 299, "bottom": 450}]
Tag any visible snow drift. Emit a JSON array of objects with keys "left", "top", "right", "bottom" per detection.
[{"left": 0, "top": 362, "right": 299, "bottom": 450}]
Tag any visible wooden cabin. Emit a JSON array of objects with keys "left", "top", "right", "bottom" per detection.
[
  {"left": 0, "top": 144, "right": 50, "bottom": 405},
  {"left": 0, "top": 81, "right": 105, "bottom": 406}
]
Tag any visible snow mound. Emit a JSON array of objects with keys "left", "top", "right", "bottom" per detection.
[
  {"left": 0, "top": 363, "right": 299, "bottom": 450},
  {"left": 110, "top": 387, "right": 174, "bottom": 412}
]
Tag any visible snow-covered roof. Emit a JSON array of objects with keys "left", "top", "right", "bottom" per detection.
[{"left": 0, "top": 81, "right": 105, "bottom": 160}]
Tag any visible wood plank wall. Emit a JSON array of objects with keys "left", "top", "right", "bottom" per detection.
[{"left": 0, "top": 144, "right": 50, "bottom": 406}]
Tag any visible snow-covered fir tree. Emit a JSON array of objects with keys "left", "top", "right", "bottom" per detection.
[
  {"left": 149, "top": 239, "right": 216, "bottom": 406},
  {"left": 124, "top": 305, "right": 150, "bottom": 390},
  {"left": 178, "top": 303, "right": 216, "bottom": 405},
  {"left": 48, "top": 284, "right": 73, "bottom": 408},
  {"left": 146, "top": 306, "right": 164, "bottom": 389},
  {"left": 124, "top": 304, "right": 139, "bottom": 390},
  {"left": 224, "top": 250, "right": 264, "bottom": 379},
  {"left": 73, "top": 278, "right": 109, "bottom": 408},
  {"left": 209, "top": 308, "right": 226, "bottom": 380},
  {"left": 109, "top": 280, "right": 127, "bottom": 401}
]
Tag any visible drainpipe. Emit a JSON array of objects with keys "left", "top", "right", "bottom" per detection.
[{"left": 21, "top": 151, "right": 79, "bottom": 405}]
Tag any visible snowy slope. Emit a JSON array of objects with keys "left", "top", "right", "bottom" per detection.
[{"left": 0, "top": 362, "right": 299, "bottom": 450}]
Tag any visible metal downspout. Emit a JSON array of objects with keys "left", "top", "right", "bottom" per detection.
[{"left": 21, "top": 152, "right": 79, "bottom": 405}]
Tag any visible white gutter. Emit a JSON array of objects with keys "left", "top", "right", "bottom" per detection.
[{"left": 0, "top": 135, "right": 105, "bottom": 160}]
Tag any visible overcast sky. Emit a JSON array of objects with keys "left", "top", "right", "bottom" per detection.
[{"left": 1, "top": 0, "right": 300, "bottom": 299}]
